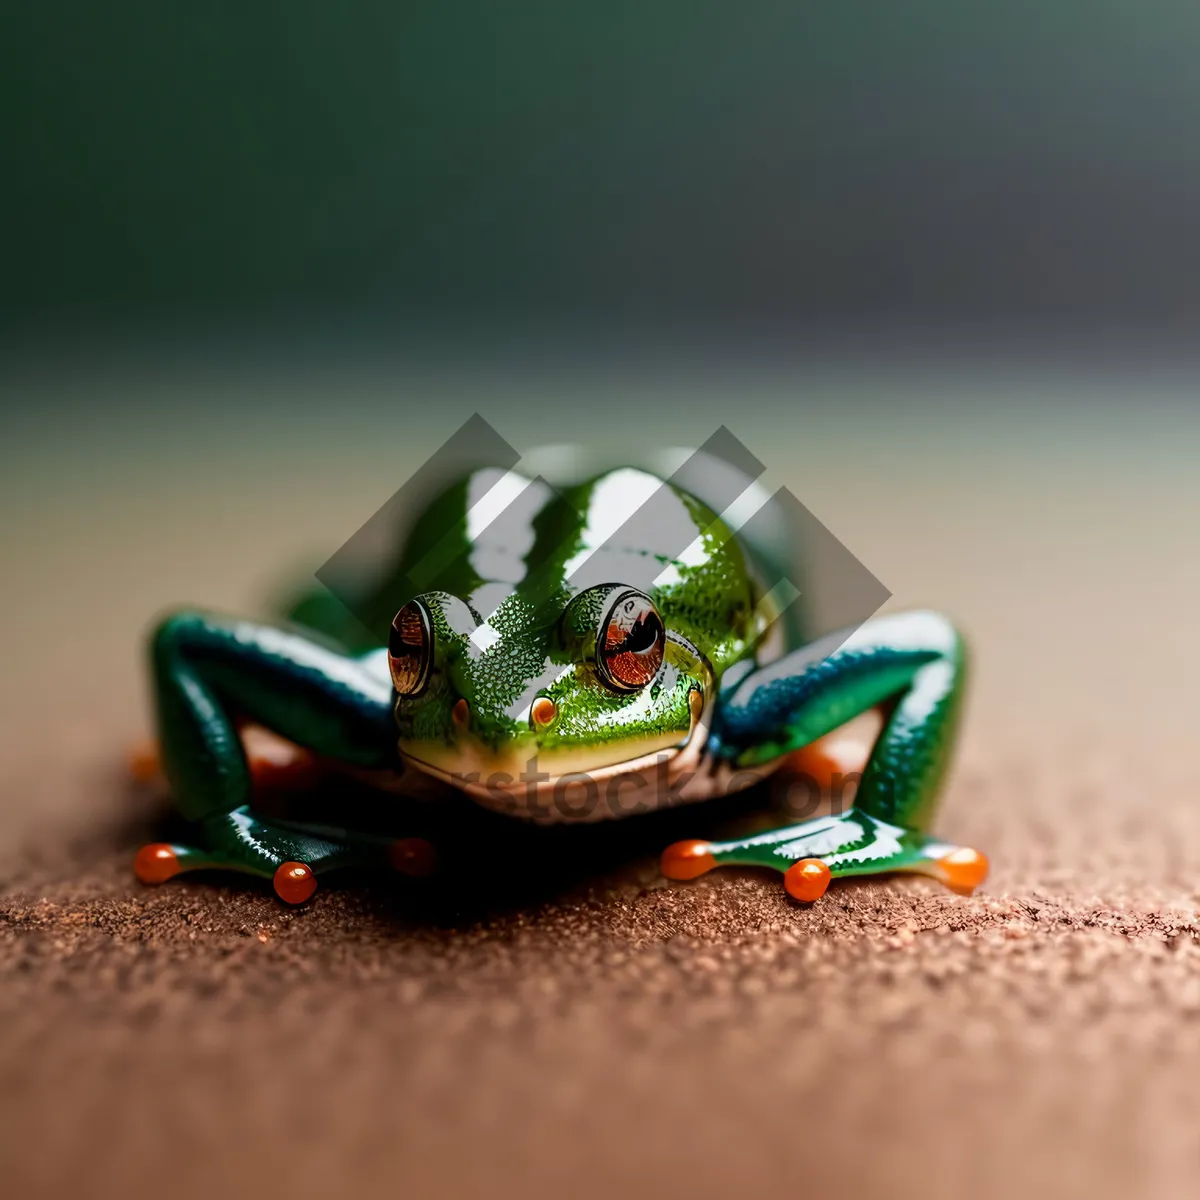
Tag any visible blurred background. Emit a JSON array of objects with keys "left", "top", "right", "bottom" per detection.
[
  {"left": 6, "top": 2, "right": 1200, "bottom": 339},
  {"left": 4, "top": 5, "right": 1200, "bottom": 1199}
]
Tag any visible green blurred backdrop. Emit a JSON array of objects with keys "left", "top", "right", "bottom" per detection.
[{"left": 6, "top": 2, "right": 1200, "bottom": 339}]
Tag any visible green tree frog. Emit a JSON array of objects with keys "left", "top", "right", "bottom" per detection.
[{"left": 134, "top": 459, "right": 986, "bottom": 905}]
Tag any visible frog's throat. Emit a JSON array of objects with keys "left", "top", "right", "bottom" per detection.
[{"left": 398, "top": 685, "right": 714, "bottom": 823}]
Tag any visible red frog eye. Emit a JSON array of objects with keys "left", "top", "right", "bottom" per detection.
[
  {"left": 598, "top": 591, "right": 665, "bottom": 691},
  {"left": 388, "top": 601, "right": 432, "bottom": 696}
]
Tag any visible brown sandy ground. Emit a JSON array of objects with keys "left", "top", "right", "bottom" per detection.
[{"left": 5, "top": 729, "right": 1200, "bottom": 1200}]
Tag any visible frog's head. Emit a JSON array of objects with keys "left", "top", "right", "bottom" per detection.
[{"left": 389, "top": 584, "right": 713, "bottom": 820}]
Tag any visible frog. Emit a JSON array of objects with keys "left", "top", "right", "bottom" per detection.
[{"left": 133, "top": 452, "right": 987, "bottom": 906}]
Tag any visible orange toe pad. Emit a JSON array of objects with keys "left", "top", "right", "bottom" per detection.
[
  {"left": 134, "top": 843, "right": 182, "bottom": 884},
  {"left": 388, "top": 838, "right": 438, "bottom": 878},
  {"left": 784, "top": 857, "right": 832, "bottom": 903},
  {"left": 128, "top": 743, "right": 162, "bottom": 784},
  {"left": 934, "top": 847, "right": 989, "bottom": 895},
  {"left": 661, "top": 840, "right": 717, "bottom": 881},
  {"left": 273, "top": 861, "right": 317, "bottom": 904}
]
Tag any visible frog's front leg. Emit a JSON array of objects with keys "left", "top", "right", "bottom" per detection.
[
  {"left": 663, "top": 610, "right": 988, "bottom": 902},
  {"left": 136, "top": 611, "right": 419, "bottom": 903}
]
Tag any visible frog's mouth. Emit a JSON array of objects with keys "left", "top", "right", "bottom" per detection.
[{"left": 398, "top": 685, "right": 715, "bottom": 824}]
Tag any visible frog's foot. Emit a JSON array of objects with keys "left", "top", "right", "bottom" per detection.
[
  {"left": 128, "top": 726, "right": 321, "bottom": 793},
  {"left": 134, "top": 807, "right": 437, "bottom": 904},
  {"left": 661, "top": 810, "right": 988, "bottom": 902},
  {"left": 134, "top": 843, "right": 323, "bottom": 903}
]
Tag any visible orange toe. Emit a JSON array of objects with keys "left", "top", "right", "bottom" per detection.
[
  {"left": 128, "top": 742, "right": 162, "bottom": 784},
  {"left": 661, "top": 839, "right": 717, "bottom": 881},
  {"left": 388, "top": 837, "right": 438, "bottom": 878},
  {"left": 273, "top": 861, "right": 317, "bottom": 904},
  {"left": 784, "top": 857, "right": 832, "bottom": 903},
  {"left": 934, "top": 847, "right": 989, "bottom": 895},
  {"left": 240, "top": 725, "right": 320, "bottom": 792},
  {"left": 786, "top": 711, "right": 878, "bottom": 789},
  {"left": 134, "top": 843, "right": 182, "bottom": 885}
]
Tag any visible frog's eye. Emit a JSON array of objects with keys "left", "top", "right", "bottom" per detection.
[
  {"left": 389, "top": 600, "right": 433, "bottom": 696},
  {"left": 597, "top": 589, "right": 665, "bottom": 691}
]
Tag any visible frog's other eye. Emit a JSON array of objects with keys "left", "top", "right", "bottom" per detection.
[
  {"left": 389, "top": 600, "right": 433, "bottom": 696},
  {"left": 597, "top": 589, "right": 665, "bottom": 691}
]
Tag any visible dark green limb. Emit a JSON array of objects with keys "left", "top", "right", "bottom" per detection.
[
  {"left": 664, "top": 611, "right": 985, "bottom": 899},
  {"left": 134, "top": 806, "right": 436, "bottom": 902},
  {"left": 150, "top": 610, "right": 396, "bottom": 822},
  {"left": 140, "top": 611, "right": 407, "bottom": 901},
  {"left": 715, "top": 609, "right": 966, "bottom": 830}
]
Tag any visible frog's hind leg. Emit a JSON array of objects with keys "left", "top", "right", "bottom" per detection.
[
  {"left": 663, "top": 610, "right": 988, "bottom": 901},
  {"left": 128, "top": 724, "right": 322, "bottom": 793},
  {"left": 138, "top": 610, "right": 421, "bottom": 903}
]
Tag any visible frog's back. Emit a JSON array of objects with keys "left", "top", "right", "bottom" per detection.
[
  {"left": 284, "top": 459, "right": 776, "bottom": 673},
  {"left": 392, "top": 465, "right": 759, "bottom": 675}
]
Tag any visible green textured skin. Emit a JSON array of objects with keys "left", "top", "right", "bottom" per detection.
[
  {"left": 385, "top": 470, "right": 753, "bottom": 752},
  {"left": 143, "top": 466, "right": 978, "bottom": 902}
]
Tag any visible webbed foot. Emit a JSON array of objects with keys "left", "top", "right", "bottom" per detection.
[
  {"left": 136, "top": 841, "right": 320, "bottom": 903},
  {"left": 134, "top": 807, "right": 437, "bottom": 904},
  {"left": 661, "top": 811, "right": 988, "bottom": 902}
]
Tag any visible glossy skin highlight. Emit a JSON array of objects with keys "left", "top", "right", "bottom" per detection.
[{"left": 137, "top": 465, "right": 986, "bottom": 904}]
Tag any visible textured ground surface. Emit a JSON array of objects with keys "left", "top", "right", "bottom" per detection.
[{"left": 3, "top": 383, "right": 1200, "bottom": 1199}]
